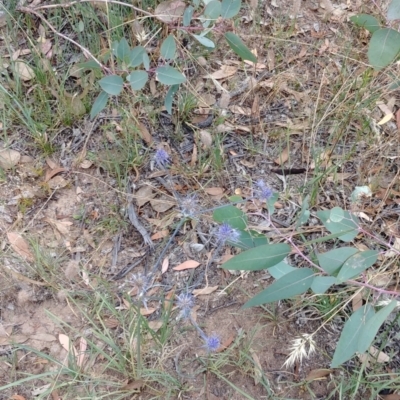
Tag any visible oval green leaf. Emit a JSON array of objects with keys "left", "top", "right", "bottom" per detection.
[
  {"left": 127, "top": 70, "right": 148, "bottom": 90},
  {"left": 388, "top": 0, "right": 400, "bottom": 21},
  {"left": 317, "top": 210, "right": 359, "bottom": 242},
  {"left": 192, "top": 34, "right": 215, "bottom": 48},
  {"left": 243, "top": 268, "right": 314, "bottom": 308},
  {"left": 222, "top": 243, "right": 290, "bottom": 271},
  {"left": 165, "top": 84, "right": 180, "bottom": 114},
  {"left": 368, "top": 28, "right": 400, "bottom": 70},
  {"left": 268, "top": 261, "right": 296, "bottom": 279},
  {"left": 160, "top": 35, "right": 176, "bottom": 60},
  {"left": 116, "top": 37, "right": 130, "bottom": 62},
  {"left": 90, "top": 91, "right": 108, "bottom": 120},
  {"left": 330, "top": 206, "right": 344, "bottom": 223},
  {"left": 331, "top": 305, "right": 374, "bottom": 368},
  {"left": 204, "top": 0, "right": 221, "bottom": 20},
  {"left": 99, "top": 75, "right": 124, "bottom": 96},
  {"left": 129, "top": 46, "right": 146, "bottom": 68},
  {"left": 358, "top": 300, "right": 397, "bottom": 354},
  {"left": 336, "top": 250, "right": 379, "bottom": 283},
  {"left": 234, "top": 230, "right": 268, "bottom": 250},
  {"left": 317, "top": 247, "right": 359, "bottom": 275},
  {"left": 156, "top": 66, "right": 186, "bottom": 85},
  {"left": 221, "top": 0, "right": 241, "bottom": 18},
  {"left": 311, "top": 276, "right": 337, "bottom": 294},
  {"left": 225, "top": 32, "right": 257, "bottom": 63},
  {"left": 213, "top": 205, "right": 248, "bottom": 230},
  {"left": 183, "top": 5, "right": 194, "bottom": 26},
  {"left": 350, "top": 14, "right": 380, "bottom": 33}
]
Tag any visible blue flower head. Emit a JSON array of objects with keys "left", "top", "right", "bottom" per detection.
[
  {"left": 154, "top": 148, "right": 170, "bottom": 169},
  {"left": 180, "top": 194, "right": 198, "bottom": 217},
  {"left": 176, "top": 292, "right": 194, "bottom": 319},
  {"left": 202, "top": 333, "right": 221, "bottom": 353},
  {"left": 255, "top": 179, "right": 273, "bottom": 201},
  {"left": 216, "top": 223, "right": 240, "bottom": 244}
]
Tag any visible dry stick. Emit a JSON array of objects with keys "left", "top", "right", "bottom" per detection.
[
  {"left": 32, "top": 0, "right": 153, "bottom": 18},
  {"left": 17, "top": 6, "right": 107, "bottom": 71}
]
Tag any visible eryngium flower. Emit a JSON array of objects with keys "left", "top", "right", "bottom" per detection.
[
  {"left": 216, "top": 223, "right": 240, "bottom": 244},
  {"left": 154, "top": 148, "right": 170, "bottom": 169},
  {"left": 202, "top": 333, "right": 221, "bottom": 353},
  {"left": 255, "top": 179, "right": 273, "bottom": 201},
  {"left": 180, "top": 194, "right": 198, "bottom": 217},
  {"left": 176, "top": 292, "right": 194, "bottom": 319}
]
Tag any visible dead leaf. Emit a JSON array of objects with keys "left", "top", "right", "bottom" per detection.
[
  {"left": 150, "top": 196, "right": 175, "bottom": 212},
  {"left": 7, "top": 232, "right": 34, "bottom": 262},
  {"left": 229, "top": 105, "right": 252, "bottom": 116},
  {"left": 219, "top": 92, "right": 230, "bottom": 109},
  {"left": 148, "top": 320, "right": 163, "bottom": 331},
  {"left": 0, "top": 149, "right": 20, "bottom": 169},
  {"left": 381, "top": 394, "right": 400, "bottom": 400},
  {"left": 120, "top": 379, "right": 145, "bottom": 392},
  {"left": 205, "top": 187, "right": 224, "bottom": 196},
  {"left": 14, "top": 60, "right": 35, "bottom": 81},
  {"left": 105, "top": 318, "right": 120, "bottom": 328},
  {"left": 79, "top": 160, "right": 93, "bottom": 169},
  {"left": 155, "top": 1, "right": 186, "bottom": 23},
  {"left": 352, "top": 291, "right": 363, "bottom": 311},
  {"left": 138, "top": 121, "right": 153, "bottom": 144},
  {"left": 198, "top": 93, "right": 216, "bottom": 107},
  {"left": 217, "top": 334, "right": 235, "bottom": 352},
  {"left": 173, "top": 260, "right": 200, "bottom": 271},
  {"left": 0, "top": 335, "right": 28, "bottom": 345},
  {"left": 44, "top": 167, "right": 67, "bottom": 182},
  {"left": 305, "top": 368, "right": 332, "bottom": 381},
  {"left": 11, "top": 395, "right": 26, "bottom": 400},
  {"left": 140, "top": 307, "right": 156, "bottom": 316},
  {"left": 161, "top": 257, "right": 169, "bottom": 274},
  {"left": 68, "top": 96, "right": 86, "bottom": 116},
  {"left": 209, "top": 65, "right": 237, "bottom": 79},
  {"left": 199, "top": 130, "right": 213, "bottom": 148},
  {"left": 151, "top": 230, "right": 169, "bottom": 240},
  {"left": 135, "top": 185, "right": 155, "bottom": 207},
  {"left": 44, "top": 217, "right": 73, "bottom": 235},
  {"left": 193, "top": 286, "right": 218, "bottom": 295},
  {"left": 274, "top": 146, "right": 290, "bottom": 165},
  {"left": 59, "top": 333, "right": 78, "bottom": 357},
  {"left": 369, "top": 345, "right": 390, "bottom": 363},
  {"left": 249, "top": 348, "right": 262, "bottom": 385},
  {"left": 30, "top": 333, "right": 57, "bottom": 342},
  {"left": 47, "top": 175, "right": 69, "bottom": 189}
]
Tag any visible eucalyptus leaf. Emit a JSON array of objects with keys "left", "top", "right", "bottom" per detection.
[
  {"left": 160, "top": 35, "right": 176, "bottom": 60},
  {"left": 296, "top": 195, "right": 310, "bottom": 228},
  {"left": 221, "top": 0, "right": 241, "bottom": 18},
  {"left": 183, "top": 5, "right": 194, "bottom": 26},
  {"left": 127, "top": 70, "right": 148, "bottom": 90},
  {"left": 192, "top": 34, "right": 215, "bottom": 48},
  {"left": 358, "top": 300, "right": 397, "bottom": 354},
  {"left": 142, "top": 52, "right": 150, "bottom": 70},
  {"left": 99, "top": 75, "right": 124, "bottom": 96},
  {"left": 350, "top": 14, "right": 380, "bottom": 33},
  {"left": 116, "top": 37, "right": 130, "bottom": 63},
  {"left": 317, "top": 247, "right": 359, "bottom": 275},
  {"left": 90, "top": 91, "right": 108, "bottom": 119},
  {"left": 225, "top": 32, "right": 257, "bottom": 62},
  {"left": 331, "top": 305, "right": 375, "bottom": 368},
  {"left": 165, "top": 84, "right": 180, "bottom": 114},
  {"left": 234, "top": 230, "right": 268, "bottom": 250},
  {"left": 268, "top": 261, "right": 296, "bottom": 279},
  {"left": 129, "top": 46, "right": 146, "bottom": 67},
  {"left": 311, "top": 276, "right": 337, "bottom": 294},
  {"left": 330, "top": 207, "right": 344, "bottom": 223},
  {"left": 243, "top": 268, "right": 314, "bottom": 308},
  {"left": 336, "top": 250, "right": 379, "bottom": 283},
  {"left": 317, "top": 210, "right": 359, "bottom": 242},
  {"left": 388, "top": 0, "right": 400, "bottom": 20},
  {"left": 156, "top": 66, "right": 186, "bottom": 85},
  {"left": 368, "top": 28, "right": 400, "bottom": 70},
  {"left": 222, "top": 243, "right": 291, "bottom": 271},
  {"left": 213, "top": 205, "right": 248, "bottom": 230},
  {"left": 204, "top": 0, "right": 221, "bottom": 20}
]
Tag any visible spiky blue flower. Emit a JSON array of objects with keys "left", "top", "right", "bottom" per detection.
[
  {"left": 255, "top": 179, "right": 273, "bottom": 201},
  {"left": 176, "top": 292, "right": 194, "bottom": 319},
  {"left": 216, "top": 223, "right": 240, "bottom": 244},
  {"left": 202, "top": 333, "right": 221, "bottom": 353},
  {"left": 154, "top": 148, "right": 170, "bottom": 169},
  {"left": 180, "top": 194, "right": 198, "bottom": 217}
]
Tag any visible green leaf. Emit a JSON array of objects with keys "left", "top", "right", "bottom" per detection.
[
  {"left": 129, "top": 46, "right": 146, "bottom": 67},
  {"left": 388, "top": 0, "right": 400, "bottom": 21},
  {"left": 221, "top": 0, "right": 241, "bottom": 18},
  {"left": 156, "top": 66, "right": 186, "bottom": 85},
  {"left": 213, "top": 205, "right": 247, "bottom": 230},
  {"left": 296, "top": 195, "right": 310, "bottom": 228},
  {"left": 165, "top": 84, "right": 180, "bottom": 114},
  {"left": 358, "top": 300, "right": 397, "bottom": 354},
  {"left": 317, "top": 209, "right": 359, "bottom": 242},
  {"left": 225, "top": 32, "right": 257, "bottom": 62},
  {"left": 160, "top": 35, "right": 176, "bottom": 60},
  {"left": 243, "top": 268, "right": 314, "bottom": 308},
  {"left": 142, "top": 52, "right": 150, "bottom": 71},
  {"left": 317, "top": 247, "right": 359, "bottom": 275},
  {"left": 204, "top": 0, "right": 221, "bottom": 20},
  {"left": 266, "top": 192, "right": 278, "bottom": 215},
  {"left": 368, "top": 28, "right": 400, "bottom": 70},
  {"left": 350, "top": 14, "right": 380, "bottom": 33},
  {"left": 268, "top": 261, "right": 296, "bottom": 279},
  {"left": 127, "top": 70, "right": 148, "bottom": 90},
  {"left": 90, "top": 91, "right": 108, "bottom": 120},
  {"left": 331, "top": 305, "right": 375, "bottom": 368},
  {"left": 222, "top": 243, "right": 291, "bottom": 271},
  {"left": 311, "top": 276, "right": 337, "bottom": 294},
  {"left": 192, "top": 34, "right": 215, "bottom": 48},
  {"left": 183, "top": 5, "right": 194, "bottom": 26},
  {"left": 116, "top": 37, "right": 131, "bottom": 63},
  {"left": 330, "top": 207, "right": 344, "bottom": 223},
  {"left": 99, "top": 75, "right": 124, "bottom": 95},
  {"left": 336, "top": 250, "right": 379, "bottom": 283},
  {"left": 234, "top": 230, "right": 268, "bottom": 250}
]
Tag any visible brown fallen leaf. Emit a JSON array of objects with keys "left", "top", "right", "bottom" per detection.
[
  {"left": 305, "top": 368, "right": 332, "bottom": 382},
  {"left": 148, "top": 320, "right": 163, "bottom": 331},
  {"left": 193, "top": 286, "right": 218, "bottom": 296},
  {"left": 138, "top": 121, "right": 153, "bottom": 144},
  {"left": 140, "top": 307, "right": 157, "bottom": 316},
  {"left": 381, "top": 394, "right": 400, "bottom": 400},
  {"left": 59, "top": 334, "right": 78, "bottom": 357},
  {"left": 173, "top": 260, "right": 200, "bottom": 271},
  {"left": 45, "top": 167, "right": 67, "bottom": 182},
  {"left": 205, "top": 187, "right": 224, "bottom": 196},
  {"left": 249, "top": 348, "right": 263, "bottom": 385},
  {"left": 135, "top": 185, "right": 155, "bottom": 207},
  {"left": 216, "top": 333, "right": 235, "bottom": 353},
  {"left": 7, "top": 232, "right": 34, "bottom": 262},
  {"left": 273, "top": 146, "right": 290, "bottom": 165},
  {"left": 11, "top": 395, "right": 26, "bottom": 400},
  {"left": 30, "top": 333, "right": 57, "bottom": 342},
  {"left": 14, "top": 60, "right": 35, "bottom": 81},
  {"left": 0, "top": 149, "right": 21, "bottom": 169},
  {"left": 161, "top": 257, "right": 169, "bottom": 274},
  {"left": 199, "top": 130, "right": 213, "bottom": 148},
  {"left": 0, "top": 335, "right": 28, "bottom": 345},
  {"left": 155, "top": 0, "right": 185, "bottom": 22},
  {"left": 47, "top": 175, "right": 69, "bottom": 189},
  {"left": 44, "top": 217, "right": 73, "bottom": 236},
  {"left": 151, "top": 230, "right": 169, "bottom": 240},
  {"left": 120, "top": 379, "right": 145, "bottom": 392},
  {"left": 352, "top": 291, "right": 363, "bottom": 312},
  {"left": 209, "top": 65, "right": 237, "bottom": 79}
]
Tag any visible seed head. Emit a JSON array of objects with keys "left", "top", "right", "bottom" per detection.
[
  {"left": 283, "top": 334, "right": 316, "bottom": 368},
  {"left": 176, "top": 292, "right": 194, "bottom": 319},
  {"left": 154, "top": 148, "right": 170, "bottom": 169},
  {"left": 180, "top": 194, "right": 198, "bottom": 217},
  {"left": 216, "top": 223, "right": 240, "bottom": 244}
]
